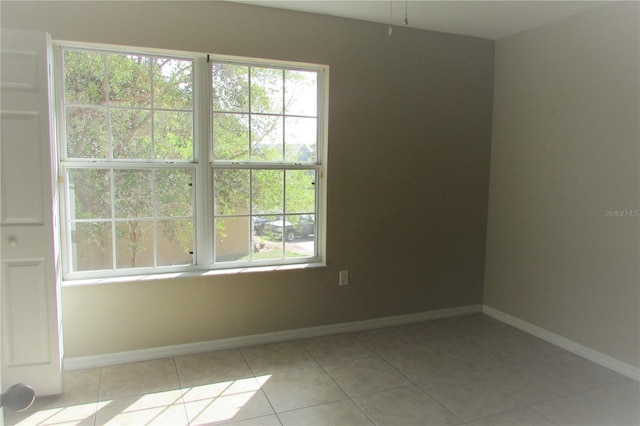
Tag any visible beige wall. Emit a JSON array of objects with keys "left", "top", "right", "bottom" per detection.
[
  {"left": 1, "top": 1, "right": 494, "bottom": 357},
  {"left": 485, "top": 2, "right": 639, "bottom": 368}
]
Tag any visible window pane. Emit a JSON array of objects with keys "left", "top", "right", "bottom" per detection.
[
  {"left": 286, "top": 170, "right": 316, "bottom": 214},
  {"left": 261, "top": 217, "right": 285, "bottom": 244},
  {"left": 212, "top": 63, "right": 249, "bottom": 112},
  {"left": 71, "top": 222, "right": 113, "bottom": 271},
  {"left": 213, "top": 113, "right": 249, "bottom": 161},
  {"left": 114, "top": 170, "right": 153, "bottom": 218},
  {"left": 68, "top": 169, "right": 111, "bottom": 220},
  {"left": 157, "top": 219, "right": 193, "bottom": 266},
  {"left": 260, "top": 215, "right": 315, "bottom": 258},
  {"left": 253, "top": 218, "right": 284, "bottom": 260},
  {"left": 266, "top": 214, "right": 315, "bottom": 243},
  {"left": 251, "top": 115, "right": 283, "bottom": 161},
  {"left": 252, "top": 214, "right": 275, "bottom": 238},
  {"left": 154, "top": 111, "right": 193, "bottom": 160},
  {"left": 214, "top": 169, "right": 249, "bottom": 216},
  {"left": 66, "top": 107, "right": 109, "bottom": 158},
  {"left": 251, "top": 67, "right": 283, "bottom": 114},
  {"left": 64, "top": 50, "right": 106, "bottom": 105},
  {"left": 108, "top": 53, "right": 151, "bottom": 108},
  {"left": 284, "top": 214, "right": 315, "bottom": 258},
  {"left": 155, "top": 169, "right": 193, "bottom": 218},
  {"left": 111, "top": 109, "right": 152, "bottom": 159},
  {"left": 116, "top": 220, "right": 153, "bottom": 268},
  {"left": 285, "top": 70, "right": 317, "bottom": 117},
  {"left": 285, "top": 117, "right": 316, "bottom": 162},
  {"left": 252, "top": 170, "right": 283, "bottom": 215},
  {"left": 215, "top": 217, "right": 250, "bottom": 263},
  {"left": 153, "top": 58, "right": 193, "bottom": 110}
]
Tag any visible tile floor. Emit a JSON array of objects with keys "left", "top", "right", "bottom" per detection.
[{"left": 4, "top": 314, "right": 639, "bottom": 426}]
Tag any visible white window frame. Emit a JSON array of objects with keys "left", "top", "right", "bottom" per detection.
[{"left": 54, "top": 41, "right": 328, "bottom": 281}]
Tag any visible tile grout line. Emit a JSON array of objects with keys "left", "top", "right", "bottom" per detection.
[
  {"left": 527, "top": 405, "right": 563, "bottom": 426},
  {"left": 93, "top": 367, "right": 104, "bottom": 426},
  {"left": 264, "top": 339, "right": 365, "bottom": 423},
  {"left": 483, "top": 358, "right": 635, "bottom": 412},
  {"left": 363, "top": 335, "right": 466, "bottom": 423},
  {"left": 303, "top": 333, "right": 388, "bottom": 423},
  {"left": 467, "top": 406, "right": 560, "bottom": 426},
  {"left": 346, "top": 331, "right": 466, "bottom": 425},
  {"left": 395, "top": 327, "right": 600, "bottom": 423},
  {"left": 237, "top": 346, "right": 283, "bottom": 425},
  {"left": 171, "top": 356, "right": 191, "bottom": 426}
]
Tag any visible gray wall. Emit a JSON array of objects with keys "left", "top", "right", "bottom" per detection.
[
  {"left": 1, "top": 1, "right": 493, "bottom": 357},
  {"left": 485, "top": 2, "right": 639, "bottom": 368}
]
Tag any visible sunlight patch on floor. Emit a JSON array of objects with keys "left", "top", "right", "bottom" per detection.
[
  {"left": 12, "top": 375, "right": 272, "bottom": 426},
  {"left": 14, "top": 401, "right": 108, "bottom": 426},
  {"left": 183, "top": 376, "right": 272, "bottom": 425}
]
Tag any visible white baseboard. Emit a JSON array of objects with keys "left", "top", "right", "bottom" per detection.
[
  {"left": 64, "top": 304, "right": 483, "bottom": 371},
  {"left": 483, "top": 305, "right": 640, "bottom": 381}
]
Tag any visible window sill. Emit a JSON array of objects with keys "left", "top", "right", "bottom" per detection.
[{"left": 61, "top": 262, "right": 327, "bottom": 288}]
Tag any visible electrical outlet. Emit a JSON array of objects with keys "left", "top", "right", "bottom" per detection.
[{"left": 339, "top": 270, "right": 349, "bottom": 286}]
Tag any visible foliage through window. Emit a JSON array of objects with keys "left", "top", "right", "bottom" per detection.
[{"left": 57, "top": 44, "right": 326, "bottom": 279}]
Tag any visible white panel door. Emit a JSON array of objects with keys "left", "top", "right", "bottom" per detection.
[{"left": 1, "top": 29, "right": 62, "bottom": 396}]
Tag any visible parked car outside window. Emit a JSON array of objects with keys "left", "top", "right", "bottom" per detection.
[{"left": 263, "top": 215, "right": 315, "bottom": 241}]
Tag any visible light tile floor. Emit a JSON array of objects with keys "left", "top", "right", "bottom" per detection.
[{"left": 4, "top": 314, "right": 639, "bottom": 425}]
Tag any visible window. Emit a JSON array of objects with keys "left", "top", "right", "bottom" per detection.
[{"left": 56, "top": 44, "right": 327, "bottom": 279}]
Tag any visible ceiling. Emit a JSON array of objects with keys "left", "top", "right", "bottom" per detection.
[{"left": 229, "top": 1, "right": 608, "bottom": 40}]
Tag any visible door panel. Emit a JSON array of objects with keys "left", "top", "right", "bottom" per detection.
[
  {"left": 4, "top": 260, "right": 51, "bottom": 366},
  {"left": 1, "top": 111, "right": 45, "bottom": 225},
  {"left": 0, "top": 49, "right": 39, "bottom": 91},
  {"left": 1, "top": 29, "right": 62, "bottom": 397}
]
